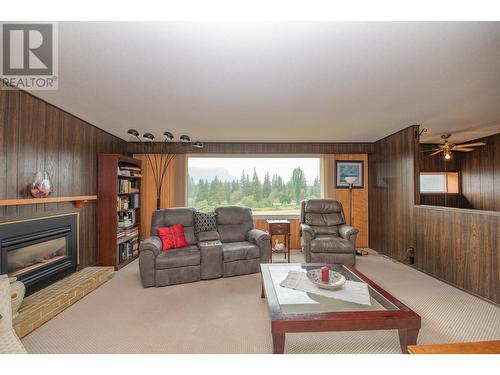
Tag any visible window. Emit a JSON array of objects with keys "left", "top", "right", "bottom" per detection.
[
  {"left": 187, "top": 157, "right": 321, "bottom": 214},
  {"left": 420, "top": 172, "right": 459, "bottom": 194}
]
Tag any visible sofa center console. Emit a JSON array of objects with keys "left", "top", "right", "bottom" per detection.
[{"left": 199, "top": 240, "right": 223, "bottom": 280}]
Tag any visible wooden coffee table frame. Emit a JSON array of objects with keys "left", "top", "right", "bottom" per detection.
[{"left": 261, "top": 263, "right": 421, "bottom": 354}]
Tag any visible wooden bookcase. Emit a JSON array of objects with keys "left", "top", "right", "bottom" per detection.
[{"left": 98, "top": 154, "right": 142, "bottom": 270}]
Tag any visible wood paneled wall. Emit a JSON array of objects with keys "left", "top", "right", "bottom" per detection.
[
  {"left": 322, "top": 154, "right": 369, "bottom": 247},
  {"left": 414, "top": 206, "right": 500, "bottom": 304},
  {"left": 128, "top": 142, "right": 373, "bottom": 155},
  {"left": 368, "top": 126, "right": 419, "bottom": 261},
  {"left": 0, "top": 89, "right": 127, "bottom": 267},
  {"left": 460, "top": 133, "right": 500, "bottom": 212},
  {"left": 133, "top": 154, "right": 186, "bottom": 238},
  {"left": 419, "top": 134, "right": 499, "bottom": 211}
]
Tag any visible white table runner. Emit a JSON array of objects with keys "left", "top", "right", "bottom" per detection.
[{"left": 280, "top": 270, "right": 371, "bottom": 306}]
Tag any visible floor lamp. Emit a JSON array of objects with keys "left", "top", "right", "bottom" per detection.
[
  {"left": 344, "top": 177, "right": 367, "bottom": 256},
  {"left": 344, "top": 176, "right": 358, "bottom": 226}
]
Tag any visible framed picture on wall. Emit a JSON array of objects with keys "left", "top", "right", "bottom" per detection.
[{"left": 335, "top": 160, "right": 364, "bottom": 188}]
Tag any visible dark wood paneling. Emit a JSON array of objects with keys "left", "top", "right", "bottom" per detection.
[
  {"left": 415, "top": 206, "right": 499, "bottom": 304},
  {"left": 460, "top": 133, "right": 500, "bottom": 211},
  {"left": 368, "top": 126, "right": 419, "bottom": 261},
  {"left": 0, "top": 88, "right": 127, "bottom": 268},
  {"left": 419, "top": 194, "right": 472, "bottom": 209},
  {"left": 128, "top": 141, "right": 374, "bottom": 155}
]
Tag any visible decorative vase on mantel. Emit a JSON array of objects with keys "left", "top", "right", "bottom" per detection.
[{"left": 30, "top": 171, "right": 53, "bottom": 198}]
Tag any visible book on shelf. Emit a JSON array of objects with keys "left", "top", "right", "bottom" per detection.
[
  {"left": 117, "top": 210, "right": 136, "bottom": 227},
  {"left": 116, "top": 194, "right": 140, "bottom": 210},
  {"left": 117, "top": 226, "right": 139, "bottom": 239},
  {"left": 117, "top": 166, "right": 142, "bottom": 177},
  {"left": 118, "top": 179, "right": 140, "bottom": 194},
  {"left": 116, "top": 237, "right": 139, "bottom": 264}
]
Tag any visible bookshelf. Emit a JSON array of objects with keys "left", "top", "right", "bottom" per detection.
[{"left": 98, "top": 154, "right": 142, "bottom": 270}]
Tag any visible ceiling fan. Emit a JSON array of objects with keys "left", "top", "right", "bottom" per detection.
[{"left": 424, "top": 134, "right": 486, "bottom": 160}]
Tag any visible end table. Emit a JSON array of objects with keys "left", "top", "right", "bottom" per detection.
[{"left": 266, "top": 219, "right": 291, "bottom": 263}]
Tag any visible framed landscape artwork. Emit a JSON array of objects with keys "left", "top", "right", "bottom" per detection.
[{"left": 335, "top": 160, "right": 364, "bottom": 188}]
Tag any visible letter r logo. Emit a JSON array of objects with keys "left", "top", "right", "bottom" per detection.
[{"left": 2, "top": 23, "right": 53, "bottom": 76}]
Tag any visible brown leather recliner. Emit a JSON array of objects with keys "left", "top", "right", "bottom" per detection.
[{"left": 300, "top": 199, "right": 358, "bottom": 265}]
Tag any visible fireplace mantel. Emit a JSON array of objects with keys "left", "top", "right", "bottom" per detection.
[{"left": 0, "top": 195, "right": 97, "bottom": 208}]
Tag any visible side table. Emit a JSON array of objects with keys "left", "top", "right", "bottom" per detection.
[{"left": 266, "top": 220, "right": 291, "bottom": 263}]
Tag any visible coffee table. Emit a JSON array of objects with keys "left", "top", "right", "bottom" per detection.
[{"left": 260, "top": 263, "right": 421, "bottom": 354}]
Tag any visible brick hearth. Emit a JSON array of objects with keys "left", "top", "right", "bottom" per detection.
[{"left": 13, "top": 267, "right": 114, "bottom": 338}]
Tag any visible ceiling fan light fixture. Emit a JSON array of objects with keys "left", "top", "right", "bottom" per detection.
[{"left": 444, "top": 152, "right": 451, "bottom": 160}]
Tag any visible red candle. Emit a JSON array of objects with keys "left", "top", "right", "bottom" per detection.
[{"left": 321, "top": 266, "right": 330, "bottom": 283}]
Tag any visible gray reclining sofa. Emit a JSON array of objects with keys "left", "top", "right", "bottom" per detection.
[{"left": 139, "top": 206, "right": 271, "bottom": 287}]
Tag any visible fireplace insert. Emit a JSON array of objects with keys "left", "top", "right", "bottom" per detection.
[{"left": 0, "top": 213, "right": 78, "bottom": 295}]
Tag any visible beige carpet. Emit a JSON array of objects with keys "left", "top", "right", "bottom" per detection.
[{"left": 22, "top": 250, "right": 500, "bottom": 354}]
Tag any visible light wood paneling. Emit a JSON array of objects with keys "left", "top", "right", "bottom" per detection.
[
  {"left": 134, "top": 154, "right": 186, "bottom": 237},
  {"left": 322, "top": 154, "right": 369, "bottom": 248}
]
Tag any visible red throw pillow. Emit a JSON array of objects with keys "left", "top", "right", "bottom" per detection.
[{"left": 156, "top": 224, "right": 189, "bottom": 251}]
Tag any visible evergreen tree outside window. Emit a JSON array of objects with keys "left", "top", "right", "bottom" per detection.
[{"left": 188, "top": 157, "right": 321, "bottom": 213}]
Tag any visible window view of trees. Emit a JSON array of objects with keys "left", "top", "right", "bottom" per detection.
[{"left": 188, "top": 158, "right": 320, "bottom": 213}]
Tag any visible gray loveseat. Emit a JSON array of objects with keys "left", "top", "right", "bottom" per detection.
[
  {"left": 300, "top": 199, "right": 358, "bottom": 265},
  {"left": 139, "top": 206, "right": 271, "bottom": 287}
]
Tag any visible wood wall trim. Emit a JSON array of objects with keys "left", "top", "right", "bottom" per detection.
[
  {"left": 128, "top": 142, "right": 374, "bottom": 155},
  {"left": 416, "top": 204, "right": 500, "bottom": 217},
  {"left": 0, "top": 195, "right": 97, "bottom": 207}
]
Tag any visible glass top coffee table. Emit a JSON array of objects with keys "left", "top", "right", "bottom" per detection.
[{"left": 260, "top": 263, "right": 421, "bottom": 354}]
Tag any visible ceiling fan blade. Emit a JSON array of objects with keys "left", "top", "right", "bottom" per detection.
[
  {"left": 454, "top": 148, "right": 475, "bottom": 152},
  {"left": 429, "top": 150, "right": 443, "bottom": 156},
  {"left": 422, "top": 148, "right": 441, "bottom": 153},
  {"left": 455, "top": 142, "right": 486, "bottom": 148}
]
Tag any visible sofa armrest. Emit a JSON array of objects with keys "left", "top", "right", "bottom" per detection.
[
  {"left": 139, "top": 236, "right": 162, "bottom": 288},
  {"left": 300, "top": 224, "right": 315, "bottom": 240},
  {"left": 139, "top": 236, "right": 162, "bottom": 257},
  {"left": 339, "top": 225, "right": 359, "bottom": 242},
  {"left": 247, "top": 229, "right": 271, "bottom": 263},
  {"left": 247, "top": 228, "right": 270, "bottom": 244}
]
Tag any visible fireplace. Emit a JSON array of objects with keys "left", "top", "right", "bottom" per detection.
[{"left": 0, "top": 213, "right": 78, "bottom": 295}]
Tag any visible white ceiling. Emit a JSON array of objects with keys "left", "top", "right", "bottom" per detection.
[{"left": 30, "top": 22, "right": 500, "bottom": 143}]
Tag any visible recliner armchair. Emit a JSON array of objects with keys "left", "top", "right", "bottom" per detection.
[{"left": 300, "top": 199, "right": 358, "bottom": 265}]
